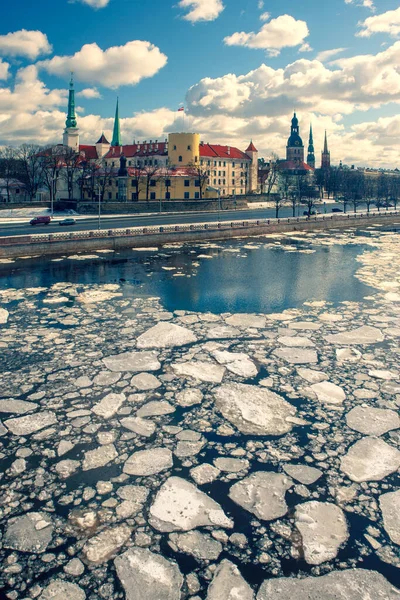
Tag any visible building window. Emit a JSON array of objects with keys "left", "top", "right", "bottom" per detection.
[
  {"left": 150, "top": 179, "right": 156, "bottom": 187},
  {"left": 232, "top": 179, "right": 235, "bottom": 185},
  {"left": 111, "top": 161, "right": 115, "bottom": 167},
  {"left": 240, "top": 189, "right": 243, "bottom": 194},
  {"left": 109, "top": 179, "right": 112, "bottom": 186},
  {"left": 184, "top": 192, "right": 190, "bottom": 199},
  {"left": 165, "top": 191, "right": 170, "bottom": 199},
  {"left": 213, "top": 179, "right": 216, "bottom": 185},
  {"left": 131, "top": 192, "right": 137, "bottom": 200},
  {"left": 165, "top": 179, "right": 171, "bottom": 187},
  {"left": 128, "top": 161, "right": 131, "bottom": 166},
  {"left": 184, "top": 179, "right": 190, "bottom": 187},
  {"left": 194, "top": 192, "right": 200, "bottom": 199},
  {"left": 223, "top": 161, "right": 226, "bottom": 167},
  {"left": 232, "top": 162, "right": 235, "bottom": 167},
  {"left": 223, "top": 179, "right": 226, "bottom": 185},
  {"left": 108, "top": 192, "right": 112, "bottom": 200},
  {"left": 218, "top": 179, "right": 221, "bottom": 185},
  {"left": 179, "top": 156, "right": 183, "bottom": 162},
  {"left": 214, "top": 161, "right": 217, "bottom": 167},
  {"left": 173, "top": 145, "right": 177, "bottom": 150},
  {"left": 154, "top": 160, "right": 158, "bottom": 165},
  {"left": 218, "top": 161, "right": 221, "bottom": 167},
  {"left": 187, "top": 145, "right": 191, "bottom": 150},
  {"left": 195, "top": 180, "right": 200, "bottom": 187},
  {"left": 150, "top": 192, "right": 156, "bottom": 200},
  {"left": 194, "top": 156, "right": 198, "bottom": 162},
  {"left": 207, "top": 161, "right": 210, "bottom": 166}
]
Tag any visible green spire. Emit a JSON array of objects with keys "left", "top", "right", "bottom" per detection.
[
  {"left": 111, "top": 98, "right": 122, "bottom": 147},
  {"left": 65, "top": 73, "right": 77, "bottom": 129}
]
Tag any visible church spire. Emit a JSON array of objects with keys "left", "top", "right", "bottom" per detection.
[
  {"left": 307, "top": 124, "right": 315, "bottom": 169},
  {"left": 323, "top": 130, "right": 329, "bottom": 153},
  {"left": 65, "top": 73, "right": 77, "bottom": 129},
  {"left": 111, "top": 98, "right": 122, "bottom": 147},
  {"left": 321, "top": 130, "right": 331, "bottom": 170}
]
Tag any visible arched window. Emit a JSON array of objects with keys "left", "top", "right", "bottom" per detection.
[{"left": 178, "top": 156, "right": 183, "bottom": 162}]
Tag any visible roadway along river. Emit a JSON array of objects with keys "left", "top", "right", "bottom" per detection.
[{"left": 0, "top": 202, "right": 346, "bottom": 237}]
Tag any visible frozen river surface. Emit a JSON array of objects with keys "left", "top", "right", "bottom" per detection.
[{"left": 0, "top": 226, "right": 399, "bottom": 599}]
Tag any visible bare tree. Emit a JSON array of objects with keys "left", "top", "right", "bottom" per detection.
[
  {"left": 188, "top": 162, "right": 209, "bottom": 200},
  {"left": 143, "top": 165, "right": 162, "bottom": 201},
  {"left": 389, "top": 174, "right": 400, "bottom": 209},
  {"left": 276, "top": 170, "right": 292, "bottom": 215},
  {"left": 17, "top": 144, "right": 44, "bottom": 201},
  {"left": 264, "top": 153, "right": 280, "bottom": 201},
  {"left": 363, "top": 176, "right": 377, "bottom": 213},
  {"left": 60, "top": 147, "right": 81, "bottom": 200},
  {"left": 97, "top": 160, "right": 117, "bottom": 202},
  {"left": 41, "top": 145, "right": 65, "bottom": 206},
  {"left": 298, "top": 173, "right": 319, "bottom": 216},
  {"left": 0, "top": 146, "right": 17, "bottom": 202}
]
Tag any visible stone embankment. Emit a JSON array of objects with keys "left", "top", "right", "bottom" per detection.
[{"left": 0, "top": 211, "right": 399, "bottom": 259}]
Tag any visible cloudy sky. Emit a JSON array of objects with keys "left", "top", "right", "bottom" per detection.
[{"left": 1, "top": 0, "right": 400, "bottom": 166}]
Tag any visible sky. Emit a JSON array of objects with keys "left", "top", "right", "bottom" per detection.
[{"left": 1, "top": 0, "right": 400, "bottom": 167}]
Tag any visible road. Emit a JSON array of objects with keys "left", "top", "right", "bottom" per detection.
[{"left": 0, "top": 202, "right": 347, "bottom": 238}]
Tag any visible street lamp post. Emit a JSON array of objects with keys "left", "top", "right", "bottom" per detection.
[
  {"left": 51, "top": 175, "right": 57, "bottom": 218},
  {"left": 217, "top": 189, "right": 221, "bottom": 222},
  {"left": 97, "top": 184, "right": 101, "bottom": 230}
]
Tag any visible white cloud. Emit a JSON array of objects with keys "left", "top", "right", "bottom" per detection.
[
  {"left": 345, "top": 0, "right": 375, "bottom": 11},
  {"left": 76, "top": 0, "right": 111, "bottom": 8},
  {"left": 77, "top": 88, "right": 102, "bottom": 99},
  {"left": 357, "top": 7, "right": 400, "bottom": 37},
  {"left": 178, "top": 0, "right": 224, "bottom": 23},
  {"left": 224, "top": 14, "right": 310, "bottom": 56},
  {"left": 187, "top": 41, "right": 400, "bottom": 118},
  {"left": 316, "top": 47, "right": 347, "bottom": 62},
  {"left": 38, "top": 40, "right": 167, "bottom": 88},
  {"left": 0, "top": 59, "right": 9, "bottom": 80},
  {"left": 0, "top": 30, "right": 52, "bottom": 60}
]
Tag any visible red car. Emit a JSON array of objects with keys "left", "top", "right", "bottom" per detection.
[{"left": 30, "top": 216, "right": 51, "bottom": 225}]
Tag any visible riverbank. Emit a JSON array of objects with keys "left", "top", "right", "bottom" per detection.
[{"left": 0, "top": 210, "right": 399, "bottom": 259}]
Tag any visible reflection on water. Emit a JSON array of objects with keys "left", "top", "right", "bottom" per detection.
[{"left": 0, "top": 239, "right": 374, "bottom": 314}]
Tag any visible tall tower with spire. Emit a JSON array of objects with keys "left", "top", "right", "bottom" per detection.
[
  {"left": 63, "top": 74, "right": 80, "bottom": 151},
  {"left": 286, "top": 112, "right": 304, "bottom": 163},
  {"left": 111, "top": 98, "right": 122, "bottom": 147},
  {"left": 321, "top": 131, "right": 331, "bottom": 170},
  {"left": 307, "top": 124, "right": 315, "bottom": 169}
]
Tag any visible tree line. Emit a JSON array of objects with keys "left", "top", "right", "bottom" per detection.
[{"left": 260, "top": 156, "right": 400, "bottom": 218}]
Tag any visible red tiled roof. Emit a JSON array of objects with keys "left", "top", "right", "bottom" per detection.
[
  {"left": 104, "top": 142, "right": 168, "bottom": 159},
  {"left": 278, "top": 160, "right": 314, "bottom": 172},
  {"left": 199, "top": 144, "right": 251, "bottom": 160},
  {"left": 246, "top": 141, "right": 258, "bottom": 152},
  {"left": 79, "top": 145, "right": 98, "bottom": 160}
]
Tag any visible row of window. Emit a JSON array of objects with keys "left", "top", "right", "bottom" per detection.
[{"left": 200, "top": 160, "right": 248, "bottom": 168}]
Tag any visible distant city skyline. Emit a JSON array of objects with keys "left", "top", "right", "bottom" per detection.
[{"left": 1, "top": 0, "right": 400, "bottom": 167}]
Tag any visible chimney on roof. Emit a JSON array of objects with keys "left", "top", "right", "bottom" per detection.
[{"left": 227, "top": 146, "right": 230, "bottom": 155}]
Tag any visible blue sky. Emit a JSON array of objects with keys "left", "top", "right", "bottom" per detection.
[{"left": 1, "top": 0, "right": 400, "bottom": 166}]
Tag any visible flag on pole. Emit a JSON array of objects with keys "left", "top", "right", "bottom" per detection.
[{"left": 178, "top": 107, "right": 184, "bottom": 112}]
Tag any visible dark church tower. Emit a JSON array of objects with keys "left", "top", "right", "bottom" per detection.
[
  {"left": 321, "top": 131, "right": 331, "bottom": 170},
  {"left": 307, "top": 124, "right": 315, "bottom": 169},
  {"left": 286, "top": 113, "right": 304, "bottom": 163}
]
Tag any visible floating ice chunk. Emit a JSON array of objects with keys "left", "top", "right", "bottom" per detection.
[
  {"left": 4, "top": 512, "right": 53, "bottom": 554},
  {"left": 325, "top": 326, "right": 384, "bottom": 345},
  {"left": 283, "top": 464, "right": 322, "bottom": 485},
  {"left": 214, "top": 383, "right": 296, "bottom": 436},
  {"left": 257, "top": 569, "right": 398, "bottom": 600},
  {"left": 130, "top": 373, "right": 161, "bottom": 391},
  {"left": 0, "top": 399, "right": 38, "bottom": 414},
  {"left": 41, "top": 580, "right": 86, "bottom": 600},
  {"left": 82, "top": 444, "right": 118, "bottom": 471},
  {"left": 278, "top": 336, "right": 315, "bottom": 347},
  {"left": 115, "top": 547, "right": 183, "bottom": 600},
  {"left": 83, "top": 524, "right": 131, "bottom": 565},
  {"left": 123, "top": 448, "right": 173, "bottom": 476},
  {"left": 297, "top": 368, "right": 327, "bottom": 383},
  {"left": 103, "top": 351, "right": 161, "bottom": 373},
  {"left": 346, "top": 406, "right": 400, "bottom": 436},
  {"left": 172, "top": 361, "right": 226, "bottom": 383},
  {"left": 225, "top": 314, "right": 266, "bottom": 328},
  {"left": 273, "top": 348, "right": 318, "bottom": 364},
  {"left": 169, "top": 531, "right": 222, "bottom": 561},
  {"left": 175, "top": 388, "right": 203, "bottom": 407},
  {"left": 229, "top": 472, "right": 293, "bottom": 521},
  {"left": 120, "top": 416, "right": 156, "bottom": 437},
  {"left": 340, "top": 437, "right": 400, "bottom": 482},
  {"left": 308, "top": 381, "right": 346, "bottom": 405},
  {"left": 92, "top": 393, "right": 126, "bottom": 419},
  {"left": 206, "top": 559, "right": 254, "bottom": 600},
  {"left": 380, "top": 489, "right": 400, "bottom": 545},
  {"left": 0, "top": 308, "right": 9, "bottom": 324},
  {"left": 4, "top": 411, "right": 57, "bottom": 436},
  {"left": 149, "top": 476, "right": 233, "bottom": 532},
  {"left": 368, "top": 369, "right": 397, "bottom": 380},
  {"left": 295, "top": 501, "right": 348, "bottom": 565},
  {"left": 136, "top": 322, "right": 197, "bottom": 349}
]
